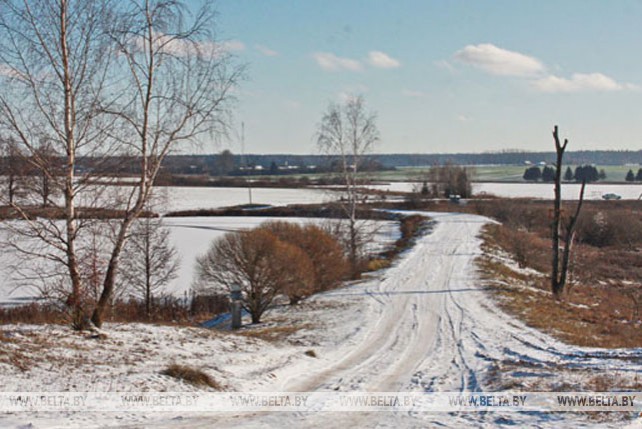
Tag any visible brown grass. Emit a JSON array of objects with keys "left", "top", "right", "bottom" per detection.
[
  {"left": 161, "top": 364, "right": 222, "bottom": 390},
  {"left": 0, "top": 295, "right": 229, "bottom": 327},
  {"left": 237, "top": 323, "right": 315, "bottom": 342},
  {"left": 479, "top": 223, "right": 642, "bottom": 348}
]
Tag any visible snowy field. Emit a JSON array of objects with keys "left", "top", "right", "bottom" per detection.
[
  {"left": 474, "top": 182, "right": 642, "bottom": 200},
  {"left": 367, "top": 181, "right": 642, "bottom": 200},
  {"left": 159, "top": 187, "right": 333, "bottom": 213},
  {"left": 0, "top": 217, "right": 400, "bottom": 306},
  {"left": 0, "top": 212, "right": 640, "bottom": 428},
  {"left": 0, "top": 184, "right": 334, "bottom": 215}
]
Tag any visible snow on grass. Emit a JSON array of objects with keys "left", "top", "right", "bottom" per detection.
[{"left": 0, "top": 278, "right": 376, "bottom": 428}]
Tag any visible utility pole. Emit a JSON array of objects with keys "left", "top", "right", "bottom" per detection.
[{"left": 241, "top": 122, "right": 252, "bottom": 205}]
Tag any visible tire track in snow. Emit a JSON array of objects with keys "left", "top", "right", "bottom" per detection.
[{"left": 158, "top": 212, "right": 642, "bottom": 429}]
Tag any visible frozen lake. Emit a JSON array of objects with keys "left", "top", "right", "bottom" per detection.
[
  {"left": 159, "top": 186, "right": 333, "bottom": 213},
  {"left": 367, "top": 181, "right": 642, "bottom": 200},
  {"left": 0, "top": 216, "right": 400, "bottom": 305},
  {"left": 0, "top": 182, "right": 336, "bottom": 214}
]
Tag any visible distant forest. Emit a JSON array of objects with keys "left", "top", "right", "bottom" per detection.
[
  {"left": 158, "top": 150, "right": 642, "bottom": 175},
  {"left": 2, "top": 150, "right": 641, "bottom": 176}
]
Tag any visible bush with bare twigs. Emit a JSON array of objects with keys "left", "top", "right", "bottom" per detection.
[
  {"left": 258, "top": 222, "right": 350, "bottom": 294},
  {"left": 576, "top": 209, "right": 642, "bottom": 249},
  {"left": 195, "top": 229, "right": 309, "bottom": 323},
  {"left": 195, "top": 223, "right": 350, "bottom": 323}
]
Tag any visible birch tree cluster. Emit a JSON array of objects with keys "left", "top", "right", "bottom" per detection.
[{"left": 0, "top": 0, "right": 243, "bottom": 328}]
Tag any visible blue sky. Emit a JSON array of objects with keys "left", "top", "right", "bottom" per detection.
[{"left": 202, "top": 0, "right": 642, "bottom": 154}]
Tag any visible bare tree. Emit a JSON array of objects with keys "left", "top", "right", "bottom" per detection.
[
  {"left": 25, "top": 140, "right": 62, "bottom": 208},
  {"left": 316, "top": 95, "right": 379, "bottom": 274},
  {"left": 551, "top": 125, "right": 586, "bottom": 298},
  {"left": 120, "top": 214, "right": 180, "bottom": 318},
  {"left": 0, "top": 0, "right": 242, "bottom": 329},
  {"left": 195, "top": 229, "right": 302, "bottom": 323},
  {"left": 0, "top": 139, "right": 26, "bottom": 205},
  {"left": 89, "top": 0, "right": 243, "bottom": 327},
  {"left": 429, "top": 163, "right": 472, "bottom": 198},
  {"left": 0, "top": 0, "right": 119, "bottom": 327},
  {"left": 213, "top": 149, "right": 235, "bottom": 176}
]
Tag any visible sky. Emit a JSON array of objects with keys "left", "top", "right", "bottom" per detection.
[{"left": 197, "top": 0, "right": 642, "bottom": 154}]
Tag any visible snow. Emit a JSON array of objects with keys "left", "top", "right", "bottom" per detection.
[
  {"left": 159, "top": 187, "right": 333, "bottom": 214},
  {"left": 1, "top": 211, "right": 640, "bottom": 428},
  {"left": 367, "top": 181, "right": 642, "bottom": 200},
  {"left": 0, "top": 217, "right": 400, "bottom": 305},
  {"left": 474, "top": 182, "right": 642, "bottom": 200},
  {"left": 0, "top": 182, "right": 335, "bottom": 215}
]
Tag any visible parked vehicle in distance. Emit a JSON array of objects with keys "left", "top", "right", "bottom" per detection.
[{"left": 602, "top": 193, "right": 622, "bottom": 200}]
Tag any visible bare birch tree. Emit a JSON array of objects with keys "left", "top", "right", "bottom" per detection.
[
  {"left": 316, "top": 95, "right": 379, "bottom": 274},
  {"left": 120, "top": 213, "right": 179, "bottom": 318},
  {"left": 89, "top": 0, "right": 243, "bottom": 327},
  {"left": 0, "top": 0, "right": 242, "bottom": 328},
  {"left": 0, "top": 0, "right": 118, "bottom": 327}
]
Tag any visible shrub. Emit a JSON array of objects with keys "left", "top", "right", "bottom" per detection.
[
  {"left": 576, "top": 209, "right": 642, "bottom": 249},
  {"left": 259, "top": 221, "right": 349, "bottom": 294},
  {"left": 196, "top": 227, "right": 325, "bottom": 321},
  {"left": 429, "top": 163, "right": 472, "bottom": 198},
  {"left": 271, "top": 239, "right": 315, "bottom": 305}
]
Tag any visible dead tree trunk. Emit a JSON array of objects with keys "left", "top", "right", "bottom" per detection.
[{"left": 551, "top": 125, "right": 586, "bottom": 298}]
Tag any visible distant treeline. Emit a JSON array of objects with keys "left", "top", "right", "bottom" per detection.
[
  {"left": 2, "top": 150, "right": 641, "bottom": 177},
  {"left": 156, "top": 150, "right": 642, "bottom": 175}
]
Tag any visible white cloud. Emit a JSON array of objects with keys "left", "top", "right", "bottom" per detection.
[
  {"left": 131, "top": 34, "right": 245, "bottom": 59},
  {"left": 402, "top": 89, "right": 426, "bottom": 98},
  {"left": 454, "top": 43, "right": 545, "bottom": 77},
  {"left": 367, "top": 51, "right": 400, "bottom": 69},
  {"left": 255, "top": 44, "right": 278, "bottom": 57},
  {"left": 219, "top": 40, "right": 246, "bottom": 52},
  {"left": 449, "top": 42, "right": 639, "bottom": 94},
  {"left": 313, "top": 52, "right": 362, "bottom": 72},
  {"left": 533, "top": 73, "right": 636, "bottom": 93}
]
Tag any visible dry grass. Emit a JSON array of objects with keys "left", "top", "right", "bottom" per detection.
[
  {"left": 237, "top": 323, "right": 315, "bottom": 342},
  {"left": 366, "top": 258, "right": 391, "bottom": 272},
  {"left": 479, "top": 224, "right": 642, "bottom": 348},
  {"left": 0, "top": 295, "right": 229, "bottom": 328},
  {"left": 161, "top": 364, "right": 222, "bottom": 390}
]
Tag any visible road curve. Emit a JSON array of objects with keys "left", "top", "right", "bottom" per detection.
[{"left": 158, "top": 212, "right": 642, "bottom": 429}]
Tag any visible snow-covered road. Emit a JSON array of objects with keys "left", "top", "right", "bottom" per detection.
[
  {"left": 5, "top": 212, "right": 631, "bottom": 428},
  {"left": 165, "top": 212, "right": 641, "bottom": 428}
]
